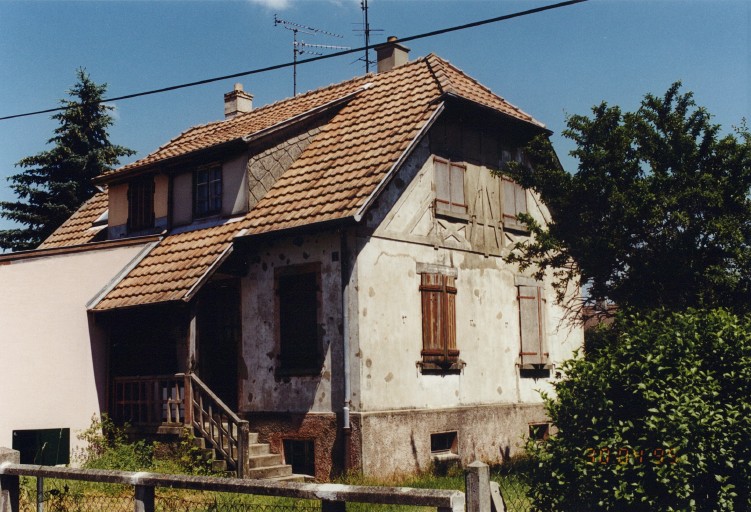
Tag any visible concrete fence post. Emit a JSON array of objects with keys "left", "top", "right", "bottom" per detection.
[
  {"left": 465, "top": 460, "right": 490, "bottom": 512},
  {"left": 134, "top": 485, "right": 154, "bottom": 512},
  {"left": 0, "top": 448, "right": 20, "bottom": 512}
]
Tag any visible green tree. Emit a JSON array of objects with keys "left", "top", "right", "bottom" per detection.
[
  {"left": 0, "top": 69, "right": 134, "bottom": 251},
  {"left": 527, "top": 309, "right": 751, "bottom": 511},
  {"left": 504, "top": 83, "right": 751, "bottom": 317}
]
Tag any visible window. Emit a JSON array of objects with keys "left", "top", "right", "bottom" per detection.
[
  {"left": 502, "top": 177, "right": 528, "bottom": 231},
  {"left": 518, "top": 284, "right": 549, "bottom": 369},
  {"left": 420, "top": 272, "right": 459, "bottom": 370},
  {"left": 283, "top": 439, "right": 315, "bottom": 477},
  {"left": 194, "top": 166, "right": 222, "bottom": 218},
  {"left": 276, "top": 264, "right": 321, "bottom": 373},
  {"left": 127, "top": 176, "right": 154, "bottom": 232},
  {"left": 529, "top": 423, "right": 550, "bottom": 442},
  {"left": 431, "top": 431, "right": 458, "bottom": 455},
  {"left": 434, "top": 157, "right": 467, "bottom": 215}
]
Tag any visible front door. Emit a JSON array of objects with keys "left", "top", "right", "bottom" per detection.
[{"left": 196, "top": 279, "right": 241, "bottom": 409}]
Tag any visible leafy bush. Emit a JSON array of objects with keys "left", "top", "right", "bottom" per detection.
[
  {"left": 75, "top": 415, "right": 213, "bottom": 475},
  {"left": 527, "top": 309, "right": 751, "bottom": 511}
]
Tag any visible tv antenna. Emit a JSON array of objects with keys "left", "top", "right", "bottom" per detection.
[
  {"left": 352, "top": 0, "right": 383, "bottom": 73},
  {"left": 274, "top": 15, "right": 350, "bottom": 95}
]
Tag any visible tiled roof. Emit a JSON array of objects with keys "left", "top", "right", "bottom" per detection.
[
  {"left": 38, "top": 191, "right": 108, "bottom": 249},
  {"left": 98, "top": 77, "right": 370, "bottom": 180},
  {"left": 91, "top": 217, "right": 251, "bottom": 310},
  {"left": 42, "top": 54, "right": 546, "bottom": 310}
]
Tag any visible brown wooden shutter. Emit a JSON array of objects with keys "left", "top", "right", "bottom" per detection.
[
  {"left": 421, "top": 273, "right": 459, "bottom": 365},
  {"left": 518, "top": 285, "right": 547, "bottom": 367}
]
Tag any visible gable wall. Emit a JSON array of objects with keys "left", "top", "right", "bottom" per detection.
[{"left": 352, "top": 125, "right": 582, "bottom": 413}]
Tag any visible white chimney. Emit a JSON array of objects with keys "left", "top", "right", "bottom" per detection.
[
  {"left": 224, "top": 83, "right": 253, "bottom": 119},
  {"left": 375, "top": 36, "right": 410, "bottom": 73}
]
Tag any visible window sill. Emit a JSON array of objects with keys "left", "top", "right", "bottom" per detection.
[
  {"left": 417, "top": 360, "right": 465, "bottom": 375},
  {"left": 435, "top": 208, "right": 470, "bottom": 223}
]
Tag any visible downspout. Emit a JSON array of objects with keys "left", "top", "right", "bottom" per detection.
[{"left": 340, "top": 227, "right": 352, "bottom": 471}]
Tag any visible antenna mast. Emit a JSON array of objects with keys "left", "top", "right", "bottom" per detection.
[
  {"left": 354, "top": 0, "right": 383, "bottom": 73},
  {"left": 274, "top": 15, "right": 350, "bottom": 95}
]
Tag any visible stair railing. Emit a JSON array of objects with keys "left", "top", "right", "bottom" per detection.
[{"left": 180, "top": 373, "right": 250, "bottom": 478}]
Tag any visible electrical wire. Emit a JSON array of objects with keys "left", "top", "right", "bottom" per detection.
[{"left": 0, "top": 0, "right": 587, "bottom": 122}]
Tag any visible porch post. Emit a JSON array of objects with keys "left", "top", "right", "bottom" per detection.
[{"left": 183, "top": 374, "right": 193, "bottom": 427}]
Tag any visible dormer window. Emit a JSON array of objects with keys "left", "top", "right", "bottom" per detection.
[
  {"left": 194, "top": 167, "right": 222, "bottom": 218},
  {"left": 127, "top": 176, "right": 155, "bottom": 232}
]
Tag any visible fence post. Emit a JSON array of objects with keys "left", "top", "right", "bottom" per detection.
[
  {"left": 465, "top": 460, "right": 490, "bottom": 512},
  {"left": 321, "top": 500, "right": 345, "bottom": 512},
  {"left": 0, "top": 448, "right": 20, "bottom": 512},
  {"left": 134, "top": 485, "right": 154, "bottom": 512}
]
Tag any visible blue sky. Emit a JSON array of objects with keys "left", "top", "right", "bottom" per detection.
[{"left": 1, "top": 0, "right": 749, "bottom": 233}]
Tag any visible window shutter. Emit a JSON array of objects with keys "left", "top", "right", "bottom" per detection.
[
  {"left": 449, "top": 163, "right": 466, "bottom": 214},
  {"left": 420, "top": 273, "right": 459, "bottom": 365},
  {"left": 518, "top": 285, "right": 547, "bottom": 367}
]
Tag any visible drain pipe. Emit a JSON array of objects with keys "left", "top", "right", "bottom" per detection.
[{"left": 340, "top": 227, "right": 352, "bottom": 470}]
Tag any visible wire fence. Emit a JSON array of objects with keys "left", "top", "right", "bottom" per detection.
[
  {"left": 12, "top": 465, "right": 532, "bottom": 512},
  {"left": 19, "top": 477, "right": 322, "bottom": 512}
]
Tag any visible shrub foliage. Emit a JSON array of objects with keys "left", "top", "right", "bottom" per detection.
[{"left": 527, "top": 309, "right": 751, "bottom": 510}]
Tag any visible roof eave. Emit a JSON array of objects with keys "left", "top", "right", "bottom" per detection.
[
  {"left": 354, "top": 102, "right": 446, "bottom": 223},
  {"left": 441, "top": 92, "right": 552, "bottom": 136}
]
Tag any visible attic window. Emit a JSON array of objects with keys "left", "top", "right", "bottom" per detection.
[
  {"left": 194, "top": 166, "right": 222, "bottom": 218},
  {"left": 434, "top": 157, "right": 467, "bottom": 215},
  {"left": 127, "top": 176, "right": 155, "bottom": 232},
  {"left": 502, "top": 176, "right": 528, "bottom": 231}
]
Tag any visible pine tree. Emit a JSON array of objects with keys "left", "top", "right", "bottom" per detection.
[{"left": 0, "top": 69, "right": 134, "bottom": 251}]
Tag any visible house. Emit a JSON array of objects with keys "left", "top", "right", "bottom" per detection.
[{"left": 0, "top": 40, "right": 582, "bottom": 479}]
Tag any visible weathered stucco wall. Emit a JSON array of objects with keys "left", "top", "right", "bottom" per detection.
[
  {"left": 0, "top": 243, "right": 149, "bottom": 455},
  {"left": 239, "top": 232, "right": 343, "bottom": 415},
  {"left": 356, "top": 403, "right": 548, "bottom": 477}
]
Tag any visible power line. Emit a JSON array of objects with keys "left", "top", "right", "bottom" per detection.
[{"left": 0, "top": 0, "right": 587, "bottom": 122}]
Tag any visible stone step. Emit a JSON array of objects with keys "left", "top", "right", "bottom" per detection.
[
  {"left": 245, "top": 464, "right": 293, "bottom": 479},
  {"left": 269, "top": 474, "right": 311, "bottom": 483},
  {"left": 211, "top": 459, "right": 227, "bottom": 472},
  {"left": 248, "top": 453, "right": 282, "bottom": 468},
  {"left": 247, "top": 443, "right": 270, "bottom": 456}
]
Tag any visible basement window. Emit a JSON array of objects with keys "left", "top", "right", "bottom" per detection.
[
  {"left": 430, "top": 431, "right": 458, "bottom": 455},
  {"left": 528, "top": 423, "right": 550, "bottom": 442},
  {"left": 283, "top": 439, "right": 315, "bottom": 477}
]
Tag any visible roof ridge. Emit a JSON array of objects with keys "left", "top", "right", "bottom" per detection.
[{"left": 428, "top": 54, "right": 544, "bottom": 127}]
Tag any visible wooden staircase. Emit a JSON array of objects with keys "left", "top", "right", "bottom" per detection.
[
  {"left": 112, "top": 373, "right": 308, "bottom": 481},
  {"left": 193, "top": 422, "right": 304, "bottom": 481}
]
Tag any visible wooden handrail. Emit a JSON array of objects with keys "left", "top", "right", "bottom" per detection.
[
  {"left": 182, "top": 373, "right": 249, "bottom": 478},
  {"left": 111, "top": 373, "right": 249, "bottom": 478}
]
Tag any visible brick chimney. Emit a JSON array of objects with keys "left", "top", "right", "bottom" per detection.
[
  {"left": 224, "top": 83, "right": 253, "bottom": 119},
  {"left": 375, "top": 36, "right": 410, "bottom": 73}
]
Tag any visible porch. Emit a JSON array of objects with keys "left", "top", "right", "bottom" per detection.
[{"left": 111, "top": 373, "right": 296, "bottom": 480}]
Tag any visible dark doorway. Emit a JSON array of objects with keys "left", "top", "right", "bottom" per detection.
[{"left": 197, "top": 279, "right": 241, "bottom": 409}]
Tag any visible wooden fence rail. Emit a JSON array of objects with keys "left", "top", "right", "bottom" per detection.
[{"left": 0, "top": 449, "right": 483, "bottom": 512}]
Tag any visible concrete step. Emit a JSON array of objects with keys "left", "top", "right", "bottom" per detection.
[
  {"left": 245, "top": 464, "right": 293, "bottom": 479},
  {"left": 269, "top": 474, "right": 312, "bottom": 483},
  {"left": 211, "top": 459, "right": 227, "bottom": 472},
  {"left": 247, "top": 443, "right": 270, "bottom": 456},
  {"left": 248, "top": 453, "right": 282, "bottom": 468}
]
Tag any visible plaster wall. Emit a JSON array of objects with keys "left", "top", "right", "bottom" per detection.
[
  {"left": 108, "top": 183, "right": 128, "bottom": 227},
  {"left": 357, "top": 403, "right": 548, "bottom": 477},
  {"left": 172, "top": 173, "right": 192, "bottom": 226},
  {"left": 239, "top": 232, "right": 343, "bottom": 415},
  {"left": 223, "top": 154, "right": 249, "bottom": 216},
  {"left": 0, "top": 244, "right": 148, "bottom": 454},
  {"left": 352, "top": 139, "right": 581, "bottom": 413}
]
